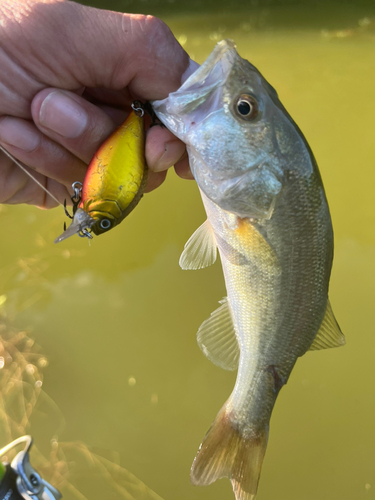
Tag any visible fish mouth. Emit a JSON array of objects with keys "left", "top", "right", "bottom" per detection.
[
  {"left": 152, "top": 39, "right": 239, "bottom": 133},
  {"left": 177, "top": 39, "right": 238, "bottom": 110}
]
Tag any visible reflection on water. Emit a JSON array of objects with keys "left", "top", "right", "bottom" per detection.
[
  {"left": 1, "top": 2, "right": 375, "bottom": 500},
  {"left": 0, "top": 318, "right": 164, "bottom": 500}
]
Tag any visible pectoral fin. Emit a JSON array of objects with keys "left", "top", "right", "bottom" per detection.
[
  {"left": 197, "top": 298, "right": 239, "bottom": 371},
  {"left": 179, "top": 219, "right": 217, "bottom": 270},
  {"left": 309, "top": 300, "right": 345, "bottom": 351}
]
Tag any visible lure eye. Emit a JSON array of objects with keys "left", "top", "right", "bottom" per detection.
[
  {"left": 234, "top": 94, "right": 259, "bottom": 121},
  {"left": 100, "top": 218, "right": 112, "bottom": 230}
]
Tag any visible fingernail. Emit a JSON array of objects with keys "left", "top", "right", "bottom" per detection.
[
  {"left": 0, "top": 117, "right": 41, "bottom": 152},
  {"left": 153, "top": 140, "right": 186, "bottom": 171},
  {"left": 39, "top": 91, "right": 88, "bottom": 138}
]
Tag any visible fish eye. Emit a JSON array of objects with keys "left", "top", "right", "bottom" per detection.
[
  {"left": 100, "top": 218, "right": 112, "bottom": 230},
  {"left": 234, "top": 94, "right": 259, "bottom": 121}
]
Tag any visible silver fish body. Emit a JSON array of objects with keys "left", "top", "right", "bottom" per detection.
[{"left": 153, "top": 40, "right": 344, "bottom": 500}]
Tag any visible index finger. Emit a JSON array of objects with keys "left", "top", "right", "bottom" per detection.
[{"left": 16, "top": 3, "right": 190, "bottom": 101}]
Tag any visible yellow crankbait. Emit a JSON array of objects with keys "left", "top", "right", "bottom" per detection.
[{"left": 55, "top": 101, "right": 148, "bottom": 243}]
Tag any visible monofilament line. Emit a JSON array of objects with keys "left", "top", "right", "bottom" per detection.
[{"left": 0, "top": 144, "right": 62, "bottom": 206}]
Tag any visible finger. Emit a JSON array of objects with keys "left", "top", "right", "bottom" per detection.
[
  {"left": 42, "top": 178, "right": 71, "bottom": 209},
  {"left": 31, "top": 88, "right": 121, "bottom": 164},
  {"left": 174, "top": 154, "right": 194, "bottom": 180},
  {"left": 0, "top": 149, "right": 69, "bottom": 208},
  {"left": 146, "top": 125, "right": 186, "bottom": 172},
  {"left": 94, "top": 105, "right": 128, "bottom": 127},
  {"left": 17, "top": 4, "right": 189, "bottom": 99},
  {"left": 123, "top": 15, "right": 189, "bottom": 99},
  {"left": 0, "top": 116, "right": 87, "bottom": 187},
  {"left": 144, "top": 169, "right": 167, "bottom": 193},
  {"left": 82, "top": 87, "right": 132, "bottom": 108}
]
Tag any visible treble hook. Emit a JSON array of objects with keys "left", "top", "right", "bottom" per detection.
[
  {"left": 63, "top": 198, "right": 73, "bottom": 220},
  {"left": 62, "top": 181, "right": 84, "bottom": 231}
]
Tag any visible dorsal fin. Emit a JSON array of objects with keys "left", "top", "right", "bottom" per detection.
[
  {"left": 179, "top": 220, "right": 217, "bottom": 270},
  {"left": 197, "top": 298, "right": 240, "bottom": 371},
  {"left": 309, "top": 300, "right": 345, "bottom": 351}
]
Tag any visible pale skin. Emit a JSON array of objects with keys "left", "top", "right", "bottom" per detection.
[{"left": 0, "top": 0, "right": 193, "bottom": 209}]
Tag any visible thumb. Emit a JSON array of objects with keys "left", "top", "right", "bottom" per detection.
[{"left": 13, "top": 1, "right": 189, "bottom": 100}]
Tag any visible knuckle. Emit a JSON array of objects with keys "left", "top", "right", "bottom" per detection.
[
  {"left": 136, "top": 15, "right": 177, "bottom": 55},
  {"left": 141, "top": 15, "right": 172, "bottom": 40}
]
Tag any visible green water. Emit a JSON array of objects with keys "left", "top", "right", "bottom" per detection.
[{"left": 1, "top": 2, "right": 375, "bottom": 499}]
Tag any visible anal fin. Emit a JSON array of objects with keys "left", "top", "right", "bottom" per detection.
[{"left": 309, "top": 299, "right": 345, "bottom": 351}]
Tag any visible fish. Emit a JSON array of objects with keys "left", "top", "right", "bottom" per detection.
[
  {"left": 152, "top": 39, "right": 345, "bottom": 500},
  {"left": 54, "top": 103, "right": 148, "bottom": 243}
]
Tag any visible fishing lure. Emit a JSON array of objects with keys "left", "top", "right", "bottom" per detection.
[{"left": 54, "top": 101, "right": 149, "bottom": 243}]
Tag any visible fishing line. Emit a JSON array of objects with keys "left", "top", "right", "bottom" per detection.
[{"left": 0, "top": 144, "right": 62, "bottom": 206}]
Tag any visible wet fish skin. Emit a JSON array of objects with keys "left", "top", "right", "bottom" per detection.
[{"left": 153, "top": 39, "right": 344, "bottom": 500}]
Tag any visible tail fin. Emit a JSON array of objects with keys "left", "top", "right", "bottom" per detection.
[{"left": 191, "top": 406, "right": 268, "bottom": 500}]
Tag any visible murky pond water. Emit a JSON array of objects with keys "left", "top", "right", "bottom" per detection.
[{"left": 1, "top": 2, "right": 375, "bottom": 500}]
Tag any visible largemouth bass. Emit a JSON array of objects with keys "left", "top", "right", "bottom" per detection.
[{"left": 153, "top": 40, "right": 345, "bottom": 500}]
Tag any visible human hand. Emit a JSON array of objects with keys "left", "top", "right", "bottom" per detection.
[{"left": 0, "top": 0, "right": 193, "bottom": 209}]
